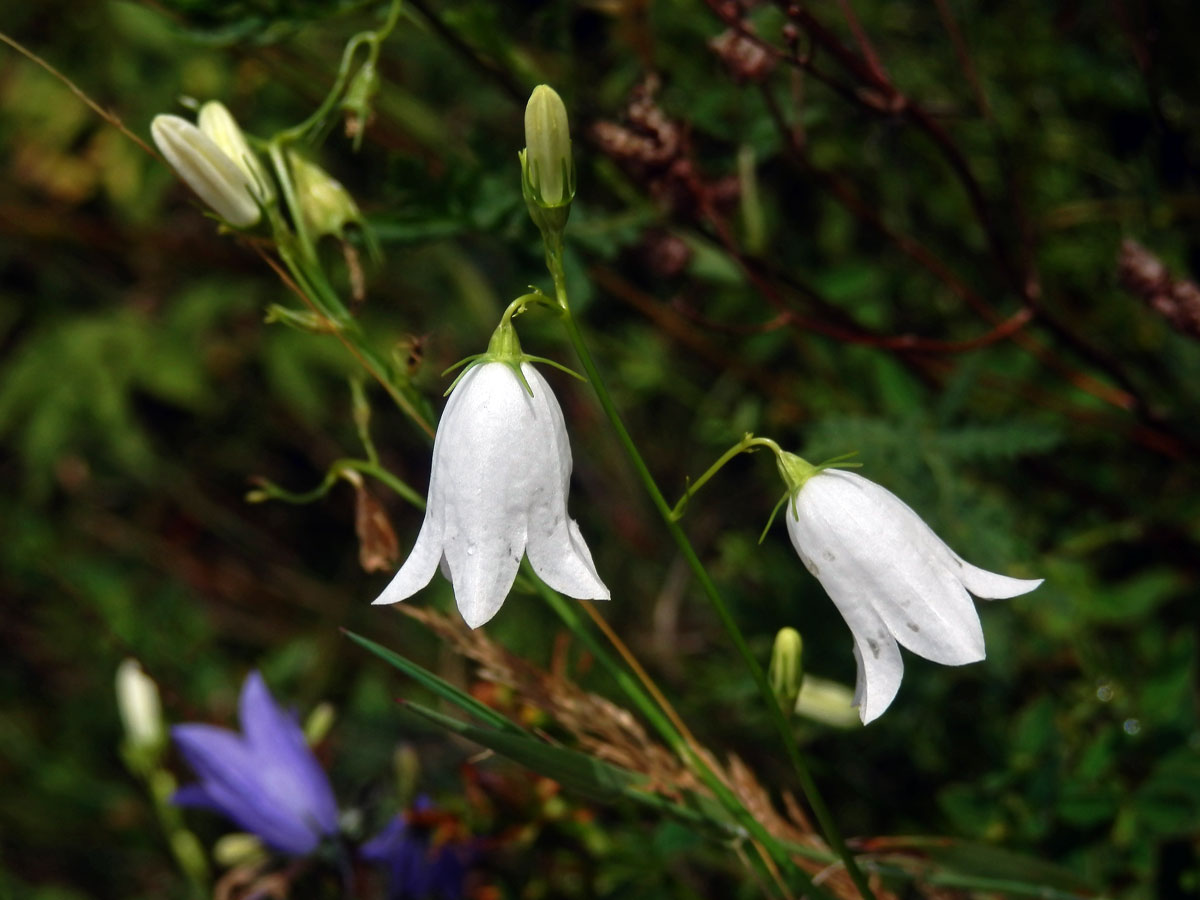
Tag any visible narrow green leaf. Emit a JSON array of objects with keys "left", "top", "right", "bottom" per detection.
[{"left": 342, "top": 629, "right": 524, "bottom": 735}]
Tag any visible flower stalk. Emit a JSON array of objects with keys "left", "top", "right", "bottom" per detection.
[{"left": 549, "top": 256, "right": 875, "bottom": 900}]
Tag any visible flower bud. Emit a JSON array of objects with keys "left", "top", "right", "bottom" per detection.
[
  {"left": 288, "top": 151, "right": 363, "bottom": 241},
  {"left": 523, "top": 85, "right": 573, "bottom": 206},
  {"left": 116, "top": 658, "right": 165, "bottom": 752},
  {"left": 768, "top": 627, "right": 804, "bottom": 715},
  {"left": 520, "top": 85, "right": 574, "bottom": 235},
  {"left": 213, "top": 833, "right": 268, "bottom": 868},
  {"left": 793, "top": 676, "right": 860, "bottom": 729},
  {"left": 341, "top": 59, "right": 380, "bottom": 149},
  {"left": 151, "top": 113, "right": 261, "bottom": 227},
  {"left": 197, "top": 101, "right": 274, "bottom": 204}
]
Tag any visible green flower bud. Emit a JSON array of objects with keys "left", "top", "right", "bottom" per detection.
[
  {"left": 197, "top": 101, "right": 274, "bottom": 204},
  {"left": 793, "top": 676, "right": 861, "bottom": 728},
  {"left": 303, "top": 701, "right": 336, "bottom": 745},
  {"left": 768, "top": 627, "right": 804, "bottom": 715},
  {"left": 213, "top": 833, "right": 267, "bottom": 868},
  {"left": 524, "top": 84, "right": 572, "bottom": 206},
  {"left": 520, "top": 84, "right": 575, "bottom": 235},
  {"left": 341, "top": 59, "right": 380, "bottom": 150},
  {"left": 288, "top": 152, "right": 364, "bottom": 241}
]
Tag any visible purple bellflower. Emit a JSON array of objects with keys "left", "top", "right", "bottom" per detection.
[
  {"left": 172, "top": 671, "right": 340, "bottom": 855},
  {"left": 361, "top": 798, "right": 471, "bottom": 900}
]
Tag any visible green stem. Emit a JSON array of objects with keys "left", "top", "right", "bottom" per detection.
[
  {"left": 250, "top": 458, "right": 425, "bottom": 511},
  {"left": 550, "top": 263, "right": 876, "bottom": 900},
  {"left": 269, "top": 141, "right": 319, "bottom": 271},
  {"left": 272, "top": 221, "right": 435, "bottom": 438},
  {"left": 670, "top": 434, "right": 783, "bottom": 520},
  {"left": 276, "top": 0, "right": 404, "bottom": 144}
]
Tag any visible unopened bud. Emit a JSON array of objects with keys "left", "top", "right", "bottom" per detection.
[
  {"left": 794, "top": 676, "right": 860, "bottom": 728},
  {"left": 151, "top": 113, "right": 261, "bottom": 227},
  {"left": 289, "top": 152, "right": 363, "bottom": 241},
  {"left": 520, "top": 85, "right": 574, "bottom": 235},
  {"left": 523, "top": 85, "right": 573, "bottom": 206},
  {"left": 213, "top": 833, "right": 267, "bottom": 867},
  {"left": 116, "top": 658, "right": 165, "bottom": 752},
  {"left": 768, "top": 627, "right": 804, "bottom": 715},
  {"left": 341, "top": 60, "right": 380, "bottom": 150},
  {"left": 303, "top": 701, "right": 336, "bottom": 745},
  {"left": 197, "top": 101, "right": 274, "bottom": 204}
]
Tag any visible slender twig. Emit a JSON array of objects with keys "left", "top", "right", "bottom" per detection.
[
  {"left": 932, "top": 0, "right": 992, "bottom": 119},
  {"left": 833, "top": 0, "right": 890, "bottom": 87},
  {"left": 0, "top": 30, "right": 159, "bottom": 160}
]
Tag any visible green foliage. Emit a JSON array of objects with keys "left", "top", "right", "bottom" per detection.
[{"left": 3, "top": 0, "right": 1200, "bottom": 897}]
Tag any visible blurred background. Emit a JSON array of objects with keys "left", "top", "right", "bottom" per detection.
[{"left": 1, "top": 1, "right": 1198, "bottom": 897}]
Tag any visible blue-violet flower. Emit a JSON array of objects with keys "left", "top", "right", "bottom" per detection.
[{"left": 172, "top": 671, "right": 340, "bottom": 855}]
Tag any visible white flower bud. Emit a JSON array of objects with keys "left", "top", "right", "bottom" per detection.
[
  {"left": 151, "top": 113, "right": 261, "bottom": 227},
  {"left": 793, "top": 676, "right": 860, "bottom": 729},
  {"left": 197, "top": 101, "right": 273, "bottom": 204},
  {"left": 115, "top": 658, "right": 164, "bottom": 750}
]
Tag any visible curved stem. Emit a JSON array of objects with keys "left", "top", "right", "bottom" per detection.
[
  {"left": 248, "top": 458, "right": 425, "bottom": 511},
  {"left": 277, "top": 0, "right": 404, "bottom": 144},
  {"left": 670, "top": 434, "right": 783, "bottom": 520}
]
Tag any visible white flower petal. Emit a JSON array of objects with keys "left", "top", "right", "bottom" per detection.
[
  {"left": 785, "top": 499, "right": 904, "bottom": 722},
  {"left": 945, "top": 556, "right": 1044, "bottom": 600},
  {"left": 795, "top": 471, "right": 985, "bottom": 666},
  {"left": 854, "top": 474, "right": 1043, "bottom": 602},
  {"left": 432, "top": 363, "right": 541, "bottom": 627},
  {"left": 528, "top": 516, "right": 610, "bottom": 600},
  {"left": 442, "top": 522, "right": 526, "bottom": 628},
  {"left": 372, "top": 361, "right": 608, "bottom": 627},
  {"left": 521, "top": 365, "right": 609, "bottom": 600},
  {"left": 851, "top": 624, "right": 904, "bottom": 725},
  {"left": 372, "top": 517, "right": 443, "bottom": 606}
]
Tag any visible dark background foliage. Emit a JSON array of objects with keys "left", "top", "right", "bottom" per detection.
[{"left": 1, "top": 0, "right": 1198, "bottom": 897}]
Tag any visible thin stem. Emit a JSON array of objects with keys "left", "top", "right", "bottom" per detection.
[
  {"left": 268, "top": 142, "right": 320, "bottom": 271},
  {"left": 249, "top": 458, "right": 425, "bottom": 510},
  {"left": 550, "top": 264, "right": 875, "bottom": 899},
  {"left": 277, "top": 0, "right": 404, "bottom": 144},
  {"left": 670, "top": 434, "right": 783, "bottom": 520},
  {"left": 252, "top": 244, "right": 436, "bottom": 439}
]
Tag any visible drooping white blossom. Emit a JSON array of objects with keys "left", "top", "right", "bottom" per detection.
[
  {"left": 373, "top": 361, "right": 609, "bottom": 628},
  {"left": 780, "top": 463, "right": 1041, "bottom": 724}
]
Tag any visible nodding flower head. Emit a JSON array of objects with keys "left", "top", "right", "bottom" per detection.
[
  {"left": 777, "top": 457, "right": 1042, "bottom": 724},
  {"left": 374, "top": 326, "right": 608, "bottom": 627}
]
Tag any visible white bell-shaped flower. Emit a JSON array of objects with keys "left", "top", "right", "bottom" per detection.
[
  {"left": 778, "top": 456, "right": 1041, "bottom": 724},
  {"left": 374, "top": 359, "right": 609, "bottom": 628}
]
